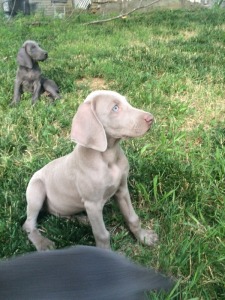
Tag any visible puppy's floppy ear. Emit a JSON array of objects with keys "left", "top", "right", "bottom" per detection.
[
  {"left": 17, "top": 47, "right": 33, "bottom": 68},
  {"left": 71, "top": 101, "right": 107, "bottom": 152}
]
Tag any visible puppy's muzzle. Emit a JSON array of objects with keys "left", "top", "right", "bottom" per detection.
[
  {"left": 39, "top": 51, "right": 48, "bottom": 61},
  {"left": 144, "top": 113, "right": 154, "bottom": 127}
]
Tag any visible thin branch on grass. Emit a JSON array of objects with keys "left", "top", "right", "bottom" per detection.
[
  {"left": 84, "top": 0, "right": 161, "bottom": 25},
  {"left": 92, "top": 0, "right": 120, "bottom": 4},
  {"left": 5, "top": 0, "right": 16, "bottom": 21}
]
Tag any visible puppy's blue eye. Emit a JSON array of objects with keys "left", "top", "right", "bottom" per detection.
[{"left": 112, "top": 104, "right": 119, "bottom": 112}]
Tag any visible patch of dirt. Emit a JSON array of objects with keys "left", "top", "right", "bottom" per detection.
[
  {"left": 76, "top": 77, "right": 108, "bottom": 90},
  {"left": 173, "top": 79, "right": 225, "bottom": 131},
  {"left": 181, "top": 30, "right": 197, "bottom": 40}
]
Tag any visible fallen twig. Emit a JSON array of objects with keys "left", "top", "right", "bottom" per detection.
[{"left": 84, "top": 0, "right": 161, "bottom": 25}]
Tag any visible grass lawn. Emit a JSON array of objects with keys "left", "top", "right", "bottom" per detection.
[{"left": 0, "top": 7, "right": 224, "bottom": 299}]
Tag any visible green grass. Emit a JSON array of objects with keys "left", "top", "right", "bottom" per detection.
[{"left": 0, "top": 7, "right": 225, "bottom": 299}]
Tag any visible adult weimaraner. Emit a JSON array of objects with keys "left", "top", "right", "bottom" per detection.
[
  {"left": 23, "top": 90, "right": 158, "bottom": 251},
  {"left": 0, "top": 246, "right": 174, "bottom": 300},
  {"left": 11, "top": 40, "right": 60, "bottom": 105}
]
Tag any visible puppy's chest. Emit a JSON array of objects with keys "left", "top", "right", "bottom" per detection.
[
  {"left": 103, "top": 162, "right": 125, "bottom": 198},
  {"left": 107, "top": 162, "right": 122, "bottom": 181},
  {"left": 20, "top": 68, "right": 41, "bottom": 89}
]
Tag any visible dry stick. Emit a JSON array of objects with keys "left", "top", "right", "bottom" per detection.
[
  {"left": 6, "top": 0, "right": 16, "bottom": 21},
  {"left": 84, "top": 0, "right": 161, "bottom": 25}
]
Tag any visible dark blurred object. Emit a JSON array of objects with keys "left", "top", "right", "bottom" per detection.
[
  {"left": 0, "top": 246, "right": 174, "bottom": 300},
  {"left": 2, "top": 0, "right": 31, "bottom": 17}
]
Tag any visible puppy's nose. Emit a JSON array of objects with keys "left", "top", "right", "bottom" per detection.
[
  {"left": 44, "top": 52, "right": 48, "bottom": 59},
  {"left": 144, "top": 113, "right": 154, "bottom": 125}
]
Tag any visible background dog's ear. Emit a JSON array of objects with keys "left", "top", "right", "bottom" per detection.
[
  {"left": 17, "top": 47, "right": 33, "bottom": 68},
  {"left": 71, "top": 101, "right": 107, "bottom": 152}
]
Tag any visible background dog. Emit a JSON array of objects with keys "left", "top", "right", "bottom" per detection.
[{"left": 11, "top": 40, "right": 60, "bottom": 105}]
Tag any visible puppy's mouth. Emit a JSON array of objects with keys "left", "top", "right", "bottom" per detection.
[
  {"left": 38, "top": 53, "right": 48, "bottom": 61},
  {"left": 38, "top": 57, "right": 48, "bottom": 62}
]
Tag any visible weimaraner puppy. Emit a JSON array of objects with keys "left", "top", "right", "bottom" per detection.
[
  {"left": 11, "top": 40, "right": 60, "bottom": 105},
  {"left": 0, "top": 246, "right": 174, "bottom": 300},
  {"left": 23, "top": 90, "right": 158, "bottom": 251}
]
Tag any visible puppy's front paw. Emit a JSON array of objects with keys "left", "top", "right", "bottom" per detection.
[
  {"left": 9, "top": 100, "right": 18, "bottom": 107},
  {"left": 36, "top": 237, "right": 55, "bottom": 251},
  {"left": 28, "top": 231, "right": 55, "bottom": 251},
  {"left": 138, "top": 229, "right": 158, "bottom": 246}
]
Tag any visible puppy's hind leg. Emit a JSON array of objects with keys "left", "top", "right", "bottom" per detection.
[
  {"left": 23, "top": 178, "right": 55, "bottom": 251},
  {"left": 42, "top": 78, "right": 61, "bottom": 101}
]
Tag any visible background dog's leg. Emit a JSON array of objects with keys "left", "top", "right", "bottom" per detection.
[
  {"left": 32, "top": 80, "right": 42, "bottom": 104},
  {"left": 42, "top": 78, "right": 61, "bottom": 101},
  {"left": 84, "top": 200, "right": 110, "bottom": 248},
  {"left": 116, "top": 181, "right": 158, "bottom": 246},
  {"left": 23, "top": 179, "right": 55, "bottom": 251},
  {"left": 11, "top": 79, "right": 22, "bottom": 105}
]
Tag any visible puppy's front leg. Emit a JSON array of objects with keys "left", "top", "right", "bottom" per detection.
[
  {"left": 116, "top": 179, "right": 158, "bottom": 246},
  {"left": 84, "top": 200, "right": 110, "bottom": 248},
  {"left": 32, "top": 80, "right": 42, "bottom": 104},
  {"left": 11, "top": 79, "right": 22, "bottom": 105}
]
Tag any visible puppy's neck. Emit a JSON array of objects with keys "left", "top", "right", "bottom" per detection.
[
  {"left": 20, "top": 61, "right": 39, "bottom": 70},
  {"left": 106, "top": 135, "right": 120, "bottom": 150}
]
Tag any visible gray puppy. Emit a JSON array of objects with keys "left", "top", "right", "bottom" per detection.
[
  {"left": 0, "top": 246, "right": 174, "bottom": 300},
  {"left": 11, "top": 40, "right": 60, "bottom": 105}
]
